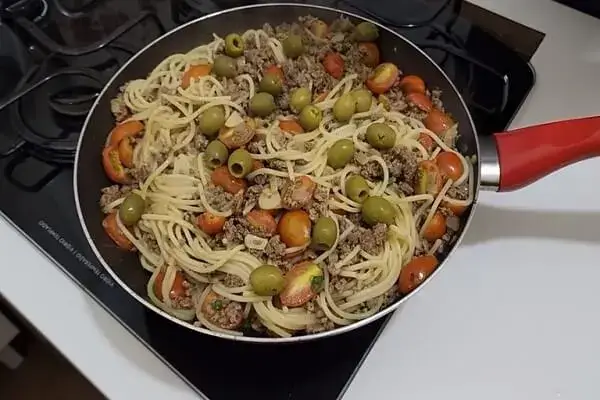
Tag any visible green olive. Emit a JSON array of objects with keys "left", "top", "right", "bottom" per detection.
[
  {"left": 249, "top": 92, "right": 276, "bottom": 117},
  {"left": 250, "top": 264, "right": 285, "bottom": 296},
  {"left": 289, "top": 87, "right": 312, "bottom": 114},
  {"left": 354, "top": 22, "right": 379, "bottom": 42},
  {"left": 361, "top": 196, "right": 396, "bottom": 226},
  {"left": 259, "top": 73, "right": 283, "bottom": 96},
  {"left": 352, "top": 89, "right": 373, "bottom": 113},
  {"left": 198, "top": 106, "right": 226, "bottom": 136},
  {"left": 224, "top": 33, "right": 244, "bottom": 58},
  {"left": 298, "top": 104, "right": 323, "bottom": 131},
  {"left": 333, "top": 93, "right": 357, "bottom": 122},
  {"left": 327, "top": 139, "right": 355, "bottom": 169},
  {"left": 282, "top": 34, "right": 304, "bottom": 59},
  {"left": 213, "top": 55, "right": 237, "bottom": 78},
  {"left": 311, "top": 217, "right": 338, "bottom": 251},
  {"left": 204, "top": 140, "right": 229, "bottom": 168},
  {"left": 365, "top": 123, "right": 396, "bottom": 149},
  {"left": 119, "top": 193, "right": 145, "bottom": 226},
  {"left": 227, "top": 148, "right": 253, "bottom": 178},
  {"left": 345, "top": 175, "right": 370, "bottom": 203}
]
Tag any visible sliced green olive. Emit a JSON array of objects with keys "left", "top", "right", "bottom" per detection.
[
  {"left": 119, "top": 193, "right": 146, "bottom": 226},
  {"left": 333, "top": 93, "right": 356, "bottom": 122},
  {"left": 354, "top": 22, "right": 379, "bottom": 42},
  {"left": 259, "top": 73, "right": 283, "bottom": 96},
  {"left": 204, "top": 140, "right": 229, "bottom": 168},
  {"left": 227, "top": 148, "right": 253, "bottom": 178},
  {"left": 298, "top": 105, "right": 323, "bottom": 131},
  {"left": 311, "top": 217, "right": 338, "bottom": 251},
  {"left": 352, "top": 89, "right": 373, "bottom": 113},
  {"left": 290, "top": 87, "right": 312, "bottom": 114},
  {"left": 249, "top": 92, "right": 276, "bottom": 117},
  {"left": 250, "top": 264, "right": 285, "bottom": 296},
  {"left": 365, "top": 122, "right": 396, "bottom": 149},
  {"left": 283, "top": 34, "right": 304, "bottom": 59},
  {"left": 361, "top": 196, "right": 396, "bottom": 226},
  {"left": 224, "top": 33, "right": 245, "bottom": 58},
  {"left": 345, "top": 175, "right": 370, "bottom": 203},
  {"left": 198, "top": 106, "right": 226, "bottom": 136},
  {"left": 213, "top": 55, "right": 237, "bottom": 78},
  {"left": 327, "top": 139, "right": 355, "bottom": 169}
]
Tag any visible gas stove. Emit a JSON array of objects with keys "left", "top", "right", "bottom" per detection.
[{"left": 0, "top": 1, "right": 540, "bottom": 399}]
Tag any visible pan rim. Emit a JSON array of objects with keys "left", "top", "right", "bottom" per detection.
[{"left": 73, "top": 2, "right": 481, "bottom": 343}]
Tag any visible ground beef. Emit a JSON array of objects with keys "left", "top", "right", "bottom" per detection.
[
  {"left": 205, "top": 186, "right": 234, "bottom": 211},
  {"left": 446, "top": 182, "right": 469, "bottom": 200},
  {"left": 129, "top": 166, "right": 150, "bottom": 183},
  {"left": 360, "top": 160, "right": 383, "bottom": 181},
  {"left": 99, "top": 185, "right": 133, "bottom": 209},
  {"left": 344, "top": 45, "right": 373, "bottom": 83},
  {"left": 382, "top": 146, "right": 419, "bottom": 195},
  {"left": 223, "top": 274, "right": 245, "bottom": 288},
  {"left": 193, "top": 131, "right": 209, "bottom": 152},
  {"left": 247, "top": 138, "right": 266, "bottom": 154},
  {"left": 222, "top": 218, "right": 248, "bottom": 246},
  {"left": 405, "top": 104, "right": 428, "bottom": 121},
  {"left": 203, "top": 295, "right": 244, "bottom": 329},
  {"left": 221, "top": 77, "right": 251, "bottom": 106},
  {"left": 339, "top": 223, "right": 388, "bottom": 257},
  {"left": 140, "top": 231, "right": 160, "bottom": 254},
  {"left": 281, "top": 178, "right": 313, "bottom": 209},
  {"left": 243, "top": 184, "right": 264, "bottom": 211},
  {"left": 385, "top": 86, "right": 408, "bottom": 112},
  {"left": 231, "top": 190, "right": 245, "bottom": 215},
  {"left": 266, "top": 159, "right": 287, "bottom": 171},
  {"left": 264, "top": 235, "right": 286, "bottom": 261},
  {"left": 306, "top": 299, "right": 336, "bottom": 333},
  {"left": 110, "top": 93, "right": 130, "bottom": 122}
]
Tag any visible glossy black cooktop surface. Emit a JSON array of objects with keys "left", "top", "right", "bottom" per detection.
[{"left": 0, "top": 1, "right": 541, "bottom": 399}]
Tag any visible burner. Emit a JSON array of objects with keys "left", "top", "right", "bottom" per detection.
[{"left": 1, "top": 0, "right": 48, "bottom": 22}]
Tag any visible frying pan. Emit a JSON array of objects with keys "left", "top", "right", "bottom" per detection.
[{"left": 74, "top": 3, "right": 600, "bottom": 343}]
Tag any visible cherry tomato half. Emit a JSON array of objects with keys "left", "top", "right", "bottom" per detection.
[
  {"left": 399, "top": 75, "right": 426, "bottom": 94},
  {"left": 397, "top": 255, "right": 439, "bottom": 295},
  {"left": 280, "top": 261, "right": 323, "bottom": 307},
  {"left": 102, "top": 213, "right": 135, "bottom": 251},
  {"left": 264, "top": 65, "right": 284, "bottom": 81},
  {"left": 102, "top": 144, "right": 130, "bottom": 184},
  {"left": 196, "top": 212, "right": 226, "bottom": 235},
  {"left": 323, "top": 53, "right": 345, "bottom": 79},
  {"left": 358, "top": 42, "right": 380, "bottom": 67},
  {"left": 108, "top": 120, "right": 144, "bottom": 147},
  {"left": 425, "top": 108, "right": 454, "bottom": 135},
  {"left": 406, "top": 92, "right": 433, "bottom": 113},
  {"left": 278, "top": 210, "right": 311, "bottom": 248},
  {"left": 279, "top": 119, "right": 305, "bottom": 134},
  {"left": 211, "top": 166, "right": 247, "bottom": 194},
  {"left": 246, "top": 209, "right": 277, "bottom": 237},
  {"left": 422, "top": 211, "right": 446, "bottom": 241},
  {"left": 366, "top": 63, "right": 400, "bottom": 94},
  {"left": 153, "top": 269, "right": 188, "bottom": 302},
  {"left": 181, "top": 64, "right": 212, "bottom": 89},
  {"left": 436, "top": 151, "right": 464, "bottom": 182},
  {"left": 418, "top": 132, "right": 435, "bottom": 152},
  {"left": 118, "top": 137, "right": 135, "bottom": 168}
]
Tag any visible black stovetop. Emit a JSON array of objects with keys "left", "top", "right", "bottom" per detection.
[{"left": 0, "top": 1, "right": 540, "bottom": 399}]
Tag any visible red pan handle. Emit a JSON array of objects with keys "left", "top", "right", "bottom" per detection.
[{"left": 494, "top": 116, "right": 600, "bottom": 191}]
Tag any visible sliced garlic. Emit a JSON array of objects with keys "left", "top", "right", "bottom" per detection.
[
  {"left": 225, "top": 110, "right": 244, "bottom": 128},
  {"left": 258, "top": 188, "right": 282, "bottom": 210},
  {"left": 244, "top": 234, "right": 268, "bottom": 250}
]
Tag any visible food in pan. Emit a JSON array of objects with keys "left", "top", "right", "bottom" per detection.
[{"left": 100, "top": 16, "right": 473, "bottom": 337}]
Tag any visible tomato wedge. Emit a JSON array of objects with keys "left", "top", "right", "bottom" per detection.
[
  {"left": 397, "top": 255, "right": 439, "bottom": 295},
  {"left": 181, "top": 64, "right": 212, "bottom": 89},
  {"left": 153, "top": 269, "right": 188, "bottom": 302},
  {"left": 118, "top": 137, "right": 135, "bottom": 168},
  {"left": 108, "top": 120, "right": 144, "bottom": 146},
  {"left": 102, "top": 144, "right": 130, "bottom": 184},
  {"left": 418, "top": 132, "right": 435, "bottom": 152},
  {"left": 280, "top": 261, "right": 324, "bottom": 307},
  {"left": 246, "top": 209, "right": 277, "bottom": 237},
  {"left": 366, "top": 63, "right": 400, "bottom": 94},
  {"left": 211, "top": 166, "right": 247, "bottom": 194},
  {"left": 399, "top": 75, "right": 426, "bottom": 94},
  {"left": 279, "top": 119, "right": 304, "bottom": 134},
  {"left": 196, "top": 212, "right": 226, "bottom": 235},
  {"left": 102, "top": 213, "right": 135, "bottom": 251},
  {"left": 323, "top": 52, "right": 345, "bottom": 79}
]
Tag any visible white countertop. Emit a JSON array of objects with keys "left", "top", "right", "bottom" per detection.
[{"left": 2, "top": 0, "right": 600, "bottom": 399}]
